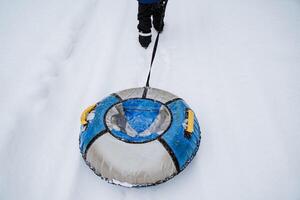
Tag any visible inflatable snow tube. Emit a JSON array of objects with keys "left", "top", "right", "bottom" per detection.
[{"left": 79, "top": 87, "right": 201, "bottom": 187}]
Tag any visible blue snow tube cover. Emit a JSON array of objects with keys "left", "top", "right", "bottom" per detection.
[{"left": 79, "top": 87, "right": 201, "bottom": 187}]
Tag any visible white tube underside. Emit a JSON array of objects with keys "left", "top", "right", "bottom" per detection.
[{"left": 86, "top": 133, "right": 177, "bottom": 185}]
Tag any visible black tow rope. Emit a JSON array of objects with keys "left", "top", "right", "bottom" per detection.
[{"left": 145, "top": 0, "right": 168, "bottom": 88}]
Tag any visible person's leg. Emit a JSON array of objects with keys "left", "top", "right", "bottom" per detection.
[
  {"left": 137, "top": 3, "right": 152, "bottom": 48},
  {"left": 152, "top": 0, "right": 166, "bottom": 32}
]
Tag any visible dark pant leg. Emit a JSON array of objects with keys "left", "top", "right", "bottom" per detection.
[
  {"left": 152, "top": 1, "right": 165, "bottom": 31},
  {"left": 137, "top": 3, "right": 153, "bottom": 33}
]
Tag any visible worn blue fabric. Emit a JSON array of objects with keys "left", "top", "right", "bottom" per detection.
[
  {"left": 123, "top": 99, "right": 161, "bottom": 133},
  {"left": 79, "top": 95, "right": 121, "bottom": 154},
  {"left": 110, "top": 99, "right": 162, "bottom": 143},
  {"left": 138, "top": 0, "right": 160, "bottom": 4},
  {"left": 162, "top": 99, "right": 201, "bottom": 171}
]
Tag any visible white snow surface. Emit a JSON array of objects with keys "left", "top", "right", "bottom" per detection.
[{"left": 0, "top": 0, "right": 300, "bottom": 199}]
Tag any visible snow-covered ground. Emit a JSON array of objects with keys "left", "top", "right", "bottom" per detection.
[{"left": 1, "top": 0, "right": 300, "bottom": 199}]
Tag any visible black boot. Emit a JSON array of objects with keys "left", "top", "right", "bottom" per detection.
[
  {"left": 153, "top": 21, "right": 164, "bottom": 33},
  {"left": 139, "top": 32, "right": 152, "bottom": 48}
]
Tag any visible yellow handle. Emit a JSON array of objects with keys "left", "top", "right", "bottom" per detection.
[
  {"left": 80, "top": 104, "right": 96, "bottom": 125},
  {"left": 185, "top": 109, "right": 194, "bottom": 136}
]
